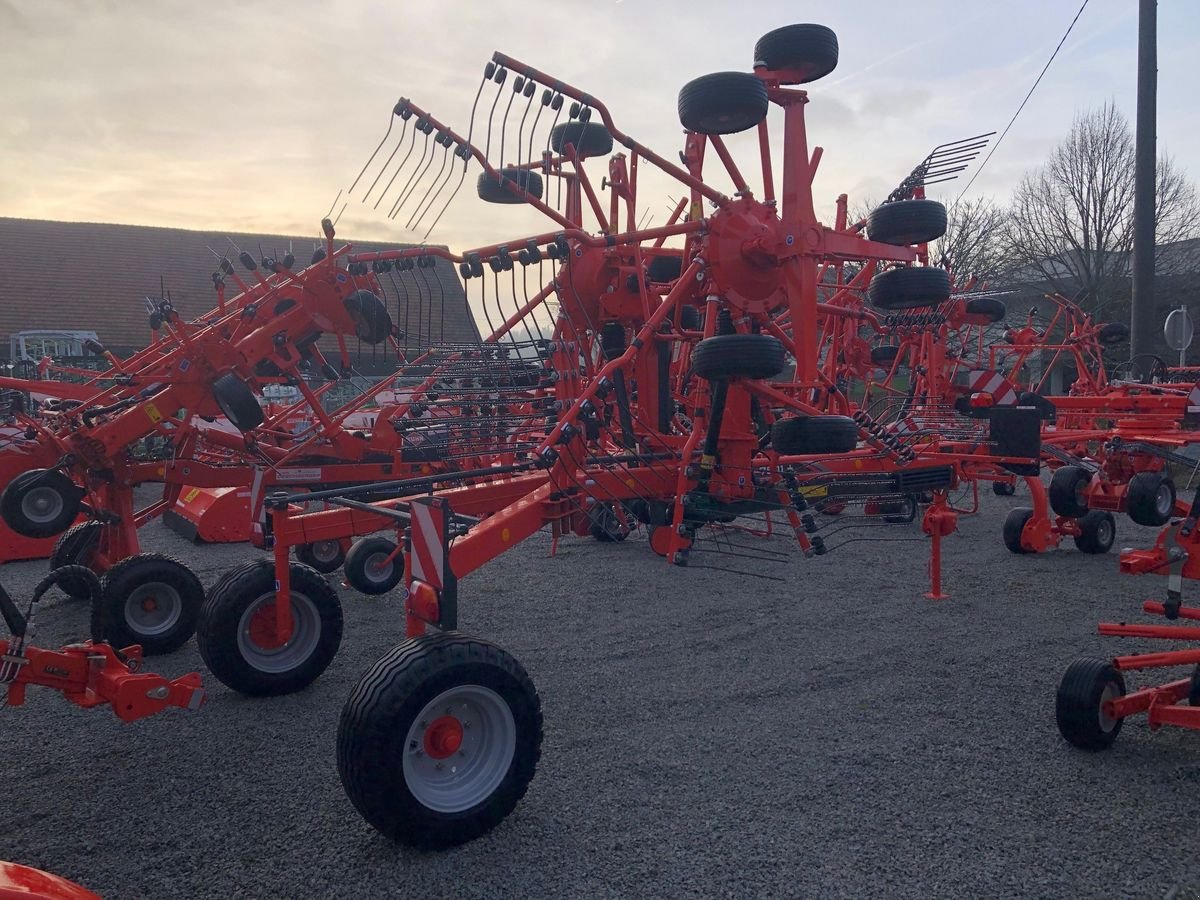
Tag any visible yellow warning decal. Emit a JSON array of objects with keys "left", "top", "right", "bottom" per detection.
[
  {"left": 689, "top": 201, "right": 703, "bottom": 222},
  {"left": 183, "top": 488, "right": 200, "bottom": 503},
  {"left": 798, "top": 485, "right": 829, "bottom": 499},
  {"left": 145, "top": 403, "right": 163, "bottom": 424}
]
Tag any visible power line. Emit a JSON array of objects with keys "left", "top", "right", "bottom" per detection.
[{"left": 954, "top": 0, "right": 1091, "bottom": 204}]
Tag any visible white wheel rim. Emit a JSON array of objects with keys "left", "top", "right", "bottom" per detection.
[
  {"left": 364, "top": 551, "right": 394, "bottom": 584},
  {"left": 403, "top": 684, "right": 516, "bottom": 814},
  {"left": 1156, "top": 483, "right": 1173, "bottom": 517},
  {"left": 236, "top": 592, "right": 321, "bottom": 673},
  {"left": 1096, "top": 518, "right": 1113, "bottom": 547},
  {"left": 1098, "top": 682, "right": 1120, "bottom": 733},
  {"left": 22, "top": 485, "right": 64, "bottom": 524},
  {"left": 124, "top": 582, "right": 183, "bottom": 636},
  {"left": 312, "top": 541, "right": 340, "bottom": 564}
]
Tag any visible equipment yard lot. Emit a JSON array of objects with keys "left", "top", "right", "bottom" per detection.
[{"left": 4, "top": 489, "right": 1198, "bottom": 898}]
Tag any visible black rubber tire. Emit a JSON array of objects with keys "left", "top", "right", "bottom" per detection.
[
  {"left": 992, "top": 481, "right": 1016, "bottom": 497},
  {"left": 753, "top": 24, "right": 839, "bottom": 83},
  {"left": 296, "top": 540, "right": 346, "bottom": 574},
  {"left": 344, "top": 537, "right": 403, "bottom": 595},
  {"left": 1074, "top": 510, "right": 1116, "bottom": 555},
  {"left": 550, "top": 121, "right": 614, "bottom": 158},
  {"left": 196, "top": 559, "right": 343, "bottom": 696},
  {"left": 1002, "top": 507, "right": 1033, "bottom": 554},
  {"left": 343, "top": 289, "right": 393, "bottom": 344},
  {"left": 212, "top": 373, "right": 264, "bottom": 432},
  {"left": 1048, "top": 466, "right": 1092, "bottom": 518},
  {"left": 1126, "top": 471, "right": 1176, "bottom": 527},
  {"left": 0, "top": 469, "right": 83, "bottom": 539},
  {"left": 870, "top": 345, "right": 900, "bottom": 366},
  {"left": 94, "top": 553, "right": 204, "bottom": 656},
  {"left": 476, "top": 168, "right": 544, "bottom": 204},
  {"left": 1098, "top": 322, "right": 1130, "bottom": 345},
  {"left": 867, "top": 267, "right": 951, "bottom": 310},
  {"left": 771, "top": 415, "right": 858, "bottom": 454},
  {"left": 866, "top": 200, "right": 948, "bottom": 246},
  {"left": 678, "top": 72, "right": 769, "bottom": 135},
  {"left": 50, "top": 521, "right": 103, "bottom": 599},
  {"left": 1056, "top": 657, "right": 1125, "bottom": 751},
  {"left": 691, "top": 334, "right": 785, "bottom": 380},
  {"left": 337, "top": 631, "right": 543, "bottom": 849},
  {"left": 880, "top": 496, "right": 917, "bottom": 525},
  {"left": 647, "top": 255, "right": 683, "bottom": 283},
  {"left": 964, "top": 297, "right": 1006, "bottom": 323}
]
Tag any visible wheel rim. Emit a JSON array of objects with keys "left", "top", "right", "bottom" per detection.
[
  {"left": 1098, "top": 682, "right": 1121, "bottom": 733},
  {"left": 364, "top": 551, "right": 394, "bottom": 584},
  {"left": 124, "top": 583, "right": 183, "bottom": 636},
  {"left": 1096, "top": 518, "right": 1114, "bottom": 547},
  {"left": 21, "top": 485, "right": 64, "bottom": 525},
  {"left": 403, "top": 684, "right": 517, "bottom": 814},
  {"left": 312, "top": 541, "right": 340, "bottom": 564},
  {"left": 237, "top": 592, "right": 321, "bottom": 673},
  {"left": 1155, "top": 483, "right": 1173, "bottom": 517}
]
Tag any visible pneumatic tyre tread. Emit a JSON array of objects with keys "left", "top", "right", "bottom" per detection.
[
  {"left": 95, "top": 553, "right": 204, "bottom": 655},
  {"left": 1126, "top": 472, "right": 1176, "bottom": 527},
  {"left": 344, "top": 537, "right": 403, "bottom": 595},
  {"left": 476, "top": 167, "right": 544, "bottom": 204},
  {"left": 771, "top": 415, "right": 858, "bottom": 454},
  {"left": 338, "top": 631, "right": 543, "bottom": 849},
  {"left": 678, "top": 72, "right": 769, "bottom": 135},
  {"left": 550, "top": 122, "right": 613, "bottom": 158},
  {"left": 196, "top": 560, "right": 342, "bottom": 696},
  {"left": 1056, "top": 657, "right": 1125, "bottom": 751},
  {"left": 50, "top": 521, "right": 103, "bottom": 599},
  {"left": 212, "top": 373, "right": 264, "bottom": 432},
  {"left": 1002, "top": 507, "right": 1034, "bottom": 554},
  {"left": 0, "top": 469, "right": 83, "bottom": 539},
  {"left": 1048, "top": 466, "right": 1092, "bottom": 518},
  {"left": 866, "top": 199, "right": 948, "bottom": 246},
  {"left": 867, "top": 267, "right": 951, "bottom": 310},
  {"left": 1074, "top": 510, "right": 1116, "bottom": 555},
  {"left": 753, "top": 24, "right": 839, "bottom": 83},
  {"left": 691, "top": 334, "right": 785, "bottom": 381}
]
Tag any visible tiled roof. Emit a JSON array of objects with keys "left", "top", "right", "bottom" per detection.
[{"left": 0, "top": 217, "right": 478, "bottom": 357}]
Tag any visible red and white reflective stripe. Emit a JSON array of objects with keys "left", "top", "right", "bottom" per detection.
[
  {"left": 410, "top": 501, "right": 444, "bottom": 590},
  {"left": 1188, "top": 382, "right": 1200, "bottom": 414},
  {"left": 968, "top": 369, "right": 1018, "bottom": 405},
  {"left": 250, "top": 467, "right": 266, "bottom": 524}
]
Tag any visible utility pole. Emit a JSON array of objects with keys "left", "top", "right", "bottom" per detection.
[{"left": 1130, "top": 0, "right": 1157, "bottom": 358}]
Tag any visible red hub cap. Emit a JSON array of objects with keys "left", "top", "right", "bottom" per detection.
[
  {"left": 423, "top": 715, "right": 464, "bottom": 759},
  {"left": 247, "top": 602, "right": 287, "bottom": 650},
  {"left": 141, "top": 597, "right": 159, "bottom": 612}
]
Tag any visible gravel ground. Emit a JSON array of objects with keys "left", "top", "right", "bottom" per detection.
[{"left": 2, "top": 487, "right": 1200, "bottom": 899}]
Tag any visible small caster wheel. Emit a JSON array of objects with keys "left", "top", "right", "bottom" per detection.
[{"left": 1056, "top": 657, "right": 1126, "bottom": 750}]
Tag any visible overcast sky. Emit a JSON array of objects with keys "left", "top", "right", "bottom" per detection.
[{"left": 2, "top": 0, "right": 1197, "bottom": 255}]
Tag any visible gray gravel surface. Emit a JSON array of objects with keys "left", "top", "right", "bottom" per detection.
[{"left": 3, "top": 488, "right": 1200, "bottom": 899}]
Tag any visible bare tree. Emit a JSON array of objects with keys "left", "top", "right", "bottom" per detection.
[
  {"left": 933, "top": 197, "right": 1008, "bottom": 284},
  {"left": 1005, "top": 101, "right": 1200, "bottom": 312}
]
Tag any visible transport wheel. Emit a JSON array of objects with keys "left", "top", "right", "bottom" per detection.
[
  {"left": 1056, "top": 657, "right": 1125, "bottom": 751},
  {"left": 197, "top": 560, "right": 343, "bottom": 696},
  {"left": 344, "top": 537, "right": 403, "bottom": 595},
  {"left": 589, "top": 503, "right": 627, "bottom": 542},
  {"left": 95, "top": 553, "right": 204, "bottom": 656},
  {"left": 691, "top": 334, "right": 785, "bottom": 380},
  {"left": 752, "top": 24, "right": 838, "bottom": 83},
  {"left": 1098, "top": 322, "right": 1130, "bottom": 345},
  {"left": 1073, "top": 510, "right": 1115, "bottom": 555},
  {"left": 867, "top": 266, "right": 951, "bottom": 310},
  {"left": 50, "top": 521, "right": 103, "bottom": 599},
  {"left": 295, "top": 540, "right": 346, "bottom": 574},
  {"left": 338, "top": 631, "right": 543, "bottom": 849},
  {"left": 0, "top": 469, "right": 82, "bottom": 539},
  {"left": 476, "top": 167, "right": 544, "bottom": 204},
  {"left": 550, "top": 121, "right": 614, "bottom": 158},
  {"left": 343, "top": 289, "right": 393, "bottom": 344},
  {"left": 1048, "top": 465, "right": 1092, "bottom": 518},
  {"left": 1002, "top": 507, "right": 1034, "bottom": 554},
  {"left": 992, "top": 481, "right": 1016, "bottom": 497},
  {"left": 771, "top": 415, "right": 858, "bottom": 454},
  {"left": 866, "top": 199, "right": 948, "bottom": 246},
  {"left": 964, "top": 297, "right": 1006, "bottom": 323},
  {"left": 880, "top": 495, "right": 917, "bottom": 525},
  {"left": 1126, "top": 472, "right": 1176, "bottom": 527},
  {"left": 870, "top": 345, "right": 900, "bottom": 366},
  {"left": 211, "top": 373, "right": 265, "bottom": 432},
  {"left": 677, "top": 72, "right": 769, "bottom": 135}
]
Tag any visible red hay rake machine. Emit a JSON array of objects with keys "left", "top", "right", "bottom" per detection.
[
  {"left": 171, "top": 23, "right": 1057, "bottom": 849},
  {"left": 1056, "top": 481, "right": 1200, "bottom": 750}
]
